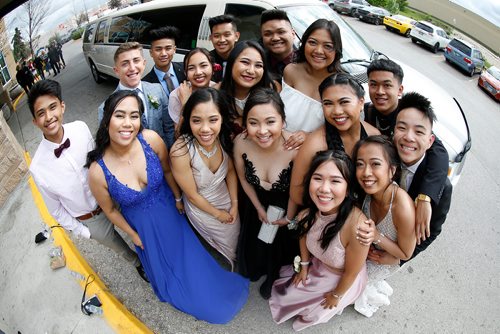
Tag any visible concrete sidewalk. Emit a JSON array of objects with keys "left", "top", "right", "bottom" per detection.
[{"left": 0, "top": 179, "right": 114, "bottom": 334}]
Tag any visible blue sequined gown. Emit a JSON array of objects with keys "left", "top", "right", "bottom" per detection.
[{"left": 97, "top": 133, "right": 249, "bottom": 324}]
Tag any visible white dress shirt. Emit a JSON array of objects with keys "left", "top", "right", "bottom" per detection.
[
  {"left": 401, "top": 153, "right": 426, "bottom": 190},
  {"left": 118, "top": 81, "right": 148, "bottom": 119},
  {"left": 30, "top": 121, "right": 98, "bottom": 238}
]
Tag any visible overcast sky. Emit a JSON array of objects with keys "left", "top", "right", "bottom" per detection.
[
  {"left": 5, "top": 0, "right": 108, "bottom": 41},
  {"left": 450, "top": 0, "right": 500, "bottom": 27},
  {"left": 4, "top": 0, "right": 499, "bottom": 42}
]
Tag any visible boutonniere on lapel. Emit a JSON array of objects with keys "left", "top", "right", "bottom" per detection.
[
  {"left": 147, "top": 94, "right": 160, "bottom": 109},
  {"left": 213, "top": 63, "right": 223, "bottom": 72}
]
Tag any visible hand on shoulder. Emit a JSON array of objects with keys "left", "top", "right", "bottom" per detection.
[{"left": 170, "top": 135, "right": 190, "bottom": 158}]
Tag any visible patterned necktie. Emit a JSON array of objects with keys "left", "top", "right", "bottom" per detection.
[
  {"left": 400, "top": 167, "right": 409, "bottom": 191},
  {"left": 163, "top": 73, "right": 175, "bottom": 94},
  {"left": 134, "top": 88, "right": 148, "bottom": 128},
  {"left": 54, "top": 138, "right": 70, "bottom": 158}
]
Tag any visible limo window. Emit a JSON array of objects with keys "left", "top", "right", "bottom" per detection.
[
  {"left": 83, "top": 22, "right": 98, "bottom": 44},
  {"left": 95, "top": 20, "right": 108, "bottom": 44},
  {"left": 107, "top": 5, "right": 206, "bottom": 53},
  {"left": 225, "top": 4, "right": 265, "bottom": 42}
]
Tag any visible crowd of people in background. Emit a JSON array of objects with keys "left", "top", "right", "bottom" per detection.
[
  {"left": 15, "top": 41, "right": 66, "bottom": 94},
  {"left": 27, "top": 9, "right": 452, "bottom": 331}
]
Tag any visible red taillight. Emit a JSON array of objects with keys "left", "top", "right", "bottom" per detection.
[{"left": 463, "top": 57, "right": 472, "bottom": 64}]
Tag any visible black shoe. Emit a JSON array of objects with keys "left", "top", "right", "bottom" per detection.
[
  {"left": 136, "top": 264, "right": 149, "bottom": 283},
  {"left": 259, "top": 278, "right": 273, "bottom": 300}
]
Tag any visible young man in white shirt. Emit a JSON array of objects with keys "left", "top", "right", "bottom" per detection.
[{"left": 29, "top": 79, "right": 148, "bottom": 281}]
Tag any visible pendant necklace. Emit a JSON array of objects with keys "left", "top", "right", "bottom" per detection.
[{"left": 197, "top": 141, "right": 218, "bottom": 159}]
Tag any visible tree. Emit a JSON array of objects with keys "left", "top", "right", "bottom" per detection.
[
  {"left": 74, "top": 11, "right": 89, "bottom": 28},
  {"left": 368, "top": 0, "right": 387, "bottom": 8},
  {"left": 385, "top": 0, "right": 400, "bottom": 13},
  {"left": 11, "top": 27, "right": 30, "bottom": 61},
  {"left": 397, "top": 0, "right": 408, "bottom": 11},
  {"left": 22, "top": 0, "right": 50, "bottom": 57},
  {"left": 108, "top": 0, "right": 122, "bottom": 10}
]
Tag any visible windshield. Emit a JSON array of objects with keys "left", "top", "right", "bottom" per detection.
[
  {"left": 281, "top": 3, "right": 373, "bottom": 74},
  {"left": 487, "top": 67, "right": 500, "bottom": 80}
]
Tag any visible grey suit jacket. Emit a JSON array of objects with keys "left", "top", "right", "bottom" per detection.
[{"left": 97, "top": 81, "right": 175, "bottom": 148}]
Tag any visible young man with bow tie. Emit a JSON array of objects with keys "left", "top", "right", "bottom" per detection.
[{"left": 29, "top": 79, "right": 148, "bottom": 282}]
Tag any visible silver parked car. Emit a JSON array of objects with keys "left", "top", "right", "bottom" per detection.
[{"left": 331, "top": 0, "right": 370, "bottom": 16}]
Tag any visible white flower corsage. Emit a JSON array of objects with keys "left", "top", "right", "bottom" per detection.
[
  {"left": 293, "top": 255, "right": 301, "bottom": 273},
  {"left": 147, "top": 94, "right": 160, "bottom": 109}
]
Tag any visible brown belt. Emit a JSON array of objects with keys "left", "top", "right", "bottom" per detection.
[{"left": 76, "top": 207, "right": 102, "bottom": 221}]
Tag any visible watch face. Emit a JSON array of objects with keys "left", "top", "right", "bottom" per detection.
[{"left": 417, "top": 194, "right": 431, "bottom": 202}]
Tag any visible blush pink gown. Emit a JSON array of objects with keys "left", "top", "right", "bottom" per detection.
[{"left": 269, "top": 212, "right": 367, "bottom": 331}]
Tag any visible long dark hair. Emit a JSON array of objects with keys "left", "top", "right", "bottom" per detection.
[
  {"left": 318, "top": 73, "right": 365, "bottom": 154},
  {"left": 175, "top": 87, "right": 233, "bottom": 155},
  {"left": 298, "top": 150, "right": 356, "bottom": 250},
  {"left": 220, "top": 40, "right": 275, "bottom": 119},
  {"left": 352, "top": 135, "right": 400, "bottom": 192},
  {"left": 85, "top": 90, "right": 144, "bottom": 167},
  {"left": 296, "top": 19, "right": 343, "bottom": 74}
]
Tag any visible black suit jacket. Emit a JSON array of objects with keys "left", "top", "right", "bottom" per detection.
[
  {"left": 404, "top": 155, "right": 453, "bottom": 261},
  {"left": 209, "top": 49, "right": 225, "bottom": 83},
  {"left": 142, "top": 62, "right": 186, "bottom": 87},
  {"left": 364, "top": 101, "right": 449, "bottom": 203}
]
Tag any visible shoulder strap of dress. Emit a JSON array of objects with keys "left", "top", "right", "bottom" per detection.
[
  {"left": 96, "top": 158, "right": 111, "bottom": 184},
  {"left": 389, "top": 181, "right": 397, "bottom": 210},
  {"left": 137, "top": 132, "right": 145, "bottom": 144},
  {"left": 360, "top": 122, "right": 368, "bottom": 140},
  {"left": 363, "top": 102, "right": 375, "bottom": 126}
]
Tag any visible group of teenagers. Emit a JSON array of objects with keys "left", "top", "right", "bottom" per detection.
[{"left": 28, "top": 9, "right": 452, "bottom": 331}]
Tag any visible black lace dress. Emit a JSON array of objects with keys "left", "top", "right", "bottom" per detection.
[{"left": 237, "top": 153, "right": 299, "bottom": 287}]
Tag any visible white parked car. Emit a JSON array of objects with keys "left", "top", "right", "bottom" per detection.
[
  {"left": 82, "top": 0, "right": 470, "bottom": 184},
  {"left": 410, "top": 21, "right": 450, "bottom": 53}
]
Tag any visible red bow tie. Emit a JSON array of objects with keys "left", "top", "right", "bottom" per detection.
[{"left": 54, "top": 138, "right": 71, "bottom": 158}]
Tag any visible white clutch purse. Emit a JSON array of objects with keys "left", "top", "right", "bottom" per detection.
[{"left": 257, "top": 205, "right": 285, "bottom": 244}]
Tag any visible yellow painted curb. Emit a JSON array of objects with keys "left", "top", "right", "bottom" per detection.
[
  {"left": 25, "top": 152, "right": 152, "bottom": 334},
  {"left": 13, "top": 91, "right": 25, "bottom": 110}
]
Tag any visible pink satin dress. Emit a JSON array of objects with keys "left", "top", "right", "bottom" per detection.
[
  {"left": 269, "top": 212, "right": 367, "bottom": 331},
  {"left": 182, "top": 140, "right": 240, "bottom": 270}
]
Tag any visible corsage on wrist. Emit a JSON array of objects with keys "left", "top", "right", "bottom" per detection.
[
  {"left": 286, "top": 216, "right": 298, "bottom": 230},
  {"left": 293, "top": 256, "right": 311, "bottom": 273}
]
